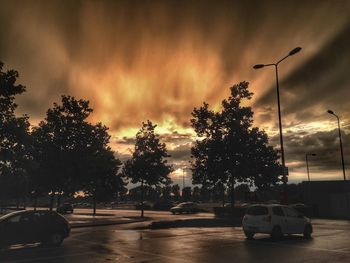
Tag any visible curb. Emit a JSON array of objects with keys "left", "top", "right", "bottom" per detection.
[
  {"left": 149, "top": 218, "right": 240, "bottom": 229},
  {"left": 70, "top": 217, "right": 149, "bottom": 228}
]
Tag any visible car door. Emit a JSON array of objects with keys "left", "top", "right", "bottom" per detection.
[
  {"left": 19, "top": 212, "right": 38, "bottom": 244},
  {"left": 283, "top": 207, "right": 305, "bottom": 234},
  {"left": 271, "top": 206, "right": 288, "bottom": 233},
  {"left": 1, "top": 214, "right": 22, "bottom": 246},
  {"left": 32, "top": 212, "right": 48, "bottom": 242},
  {"left": 2, "top": 213, "right": 33, "bottom": 246}
]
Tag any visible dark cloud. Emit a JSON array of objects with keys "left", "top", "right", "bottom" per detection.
[
  {"left": 169, "top": 143, "right": 192, "bottom": 163},
  {"left": 254, "top": 22, "right": 350, "bottom": 127},
  {"left": 115, "top": 137, "right": 136, "bottom": 145},
  {"left": 114, "top": 151, "right": 131, "bottom": 163},
  {"left": 160, "top": 132, "right": 193, "bottom": 145},
  {"left": 274, "top": 128, "right": 350, "bottom": 175},
  {"left": 1, "top": 0, "right": 350, "bottom": 181}
]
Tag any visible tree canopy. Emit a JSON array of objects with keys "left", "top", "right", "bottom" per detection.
[
  {"left": 32, "top": 96, "right": 125, "bottom": 213},
  {"left": 123, "top": 120, "right": 173, "bottom": 216},
  {"left": 0, "top": 62, "right": 31, "bottom": 206},
  {"left": 190, "top": 81, "right": 280, "bottom": 206}
]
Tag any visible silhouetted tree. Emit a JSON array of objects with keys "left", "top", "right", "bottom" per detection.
[
  {"left": 192, "top": 186, "right": 201, "bottom": 202},
  {"left": 191, "top": 82, "right": 280, "bottom": 208},
  {"left": 0, "top": 62, "right": 31, "bottom": 208},
  {"left": 123, "top": 121, "right": 173, "bottom": 217},
  {"left": 211, "top": 181, "right": 226, "bottom": 206},
  {"left": 83, "top": 145, "right": 125, "bottom": 215},
  {"left": 182, "top": 186, "right": 192, "bottom": 201},
  {"left": 199, "top": 185, "right": 212, "bottom": 202},
  {"left": 234, "top": 184, "right": 251, "bottom": 201},
  {"left": 32, "top": 96, "right": 124, "bottom": 212},
  {"left": 161, "top": 185, "right": 172, "bottom": 200},
  {"left": 171, "top": 184, "right": 181, "bottom": 201}
]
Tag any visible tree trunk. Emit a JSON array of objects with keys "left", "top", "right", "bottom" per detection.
[
  {"left": 222, "top": 184, "right": 225, "bottom": 207},
  {"left": 49, "top": 192, "right": 55, "bottom": 211},
  {"left": 23, "top": 196, "right": 26, "bottom": 210},
  {"left": 93, "top": 193, "right": 97, "bottom": 216},
  {"left": 34, "top": 195, "right": 38, "bottom": 211},
  {"left": 57, "top": 193, "right": 61, "bottom": 208},
  {"left": 140, "top": 180, "right": 144, "bottom": 218},
  {"left": 115, "top": 192, "right": 119, "bottom": 207},
  {"left": 230, "top": 180, "right": 235, "bottom": 214}
]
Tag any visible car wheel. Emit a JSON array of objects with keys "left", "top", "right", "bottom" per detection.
[
  {"left": 244, "top": 231, "right": 254, "bottom": 240},
  {"left": 48, "top": 232, "right": 64, "bottom": 246},
  {"left": 303, "top": 224, "right": 312, "bottom": 239},
  {"left": 271, "top": 226, "right": 282, "bottom": 241}
]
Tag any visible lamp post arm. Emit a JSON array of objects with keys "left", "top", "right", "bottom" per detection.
[{"left": 276, "top": 54, "right": 290, "bottom": 65}]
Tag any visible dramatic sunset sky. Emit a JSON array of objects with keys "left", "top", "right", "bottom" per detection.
[{"left": 1, "top": 0, "right": 349, "bottom": 186}]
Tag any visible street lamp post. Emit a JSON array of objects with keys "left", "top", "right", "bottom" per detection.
[
  {"left": 305, "top": 153, "right": 316, "bottom": 205},
  {"left": 327, "top": 110, "right": 346, "bottom": 181},
  {"left": 253, "top": 47, "right": 302, "bottom": 204},
  {"left": 182, "top": 168, "right": 185, "bottom": 190},
  {"left": 306, "top": 153, "right": 317, "bottom": 182}
]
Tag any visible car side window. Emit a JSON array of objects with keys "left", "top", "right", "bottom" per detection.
[
  {"left": 272, "top": 207, "right": 285, "bottom": 217},
  {"left": 33, "top": 212, "right": 45, "bottom": 222},
  {"left": 8, "top": 215, "right": 21, "bottom": 223},
  {"left": 20, "top": 213, "right": 34, "bottom": 222},
  {"left": 284, "top": 207, "right": 299, "bottom": 218}
]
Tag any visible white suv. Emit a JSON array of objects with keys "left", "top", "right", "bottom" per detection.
[{"left": 242, "top": 204, "right": 312, "bottom": 240}]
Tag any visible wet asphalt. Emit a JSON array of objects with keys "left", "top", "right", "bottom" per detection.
[{"left": 1, "top": 214, "right": 350, "bottom": 263}]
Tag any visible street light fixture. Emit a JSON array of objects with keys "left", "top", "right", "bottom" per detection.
[
  {"left": 327, "top": 110, "right": 346, "bottom": 181},
  {"left": 253, "top": 47, "right": 302, "bottom": 205},
  {"left": 306, "top": 153, "right": 317, "bottom": 182}
]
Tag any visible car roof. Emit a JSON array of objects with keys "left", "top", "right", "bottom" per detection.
[
  {"left": 0, "top": 210, "right": 58, "bottom": 221},
  {"left": 0, "top": 210, "right": 28, "bottom": 222}
]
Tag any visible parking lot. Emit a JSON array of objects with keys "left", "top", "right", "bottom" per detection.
[{"left": 1, "top": 218, "right": 350, "bottom": 263}]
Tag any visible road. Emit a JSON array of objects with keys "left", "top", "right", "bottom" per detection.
[{"left": 1, "top": 212, "right": 350, "bottom": 262}]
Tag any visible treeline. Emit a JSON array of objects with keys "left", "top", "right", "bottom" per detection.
[
  {"left": 0, "top": 62, "right": 173, "bottom": 216},
  {"left": 1, "top": 62, "right": 281, "bottom": 216}
]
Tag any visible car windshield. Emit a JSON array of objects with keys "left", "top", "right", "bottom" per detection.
[
  {"left": 178, "top": 203, "right": 191, "bottom": 207},
  {"left": 246, "top": 206, "right": 268, "bottom": 215},
  {"left": 0, "top": 211, "right": 25, "bottom": 222}
]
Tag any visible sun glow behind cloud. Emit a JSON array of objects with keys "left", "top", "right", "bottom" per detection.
[{"left": 1, "top": 0, "right": 350, "bottom": 182}]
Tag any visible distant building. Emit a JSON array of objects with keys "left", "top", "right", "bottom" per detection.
[{"left": 301, "top": 180, "right": 350, "bottom": 218}]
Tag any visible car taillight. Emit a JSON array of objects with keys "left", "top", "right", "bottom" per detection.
[{"left": 263, "top": 215, "right": 271, "bottom": 223}]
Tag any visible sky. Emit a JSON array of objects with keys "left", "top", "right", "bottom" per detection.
[{"left": 1, "top": 0, "right": 350, "bottom": 186}]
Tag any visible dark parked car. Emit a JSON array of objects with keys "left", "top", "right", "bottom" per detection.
[
  {"left": 0, "top": 210, "right": 70, "bottom": 249},
  {"left": 153, "top": 200, "right": 174, "bottom": 211},
  {"left": 170, "top": 202, "right": 198, "bottom": 214},
  {"left": 57, "top": 203, "right": 74, "bottom": 214}
]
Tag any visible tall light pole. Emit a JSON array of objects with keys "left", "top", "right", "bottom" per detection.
[
  {"left": 327, "top": 110, "right": 346, "bottom": 181},
  {"left": 182, "top": 168, "right": 185, "bottom": 190},
  {"left": 306, "top": 153, "right": 317, "bottom": 182},
  {"left": 253, "top": 47, "right": 302, "bottom": 204}
]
